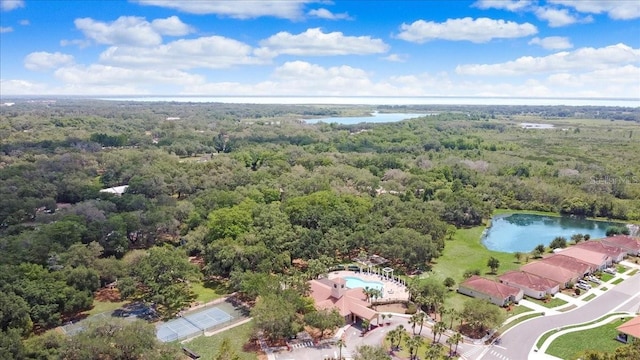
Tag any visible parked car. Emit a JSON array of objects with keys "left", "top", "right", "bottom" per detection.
[
  {"left": 604, "top": 268, "right": 617, "bottom": 275},
  {"left": 576, "top": 283, "right": 591, "bottom": 290},
  {"left": 578, "top": 280, "right": 592, "bottom": 288},
  {"left": 588, "top": 276, "right": 602, "bottom": 284}
]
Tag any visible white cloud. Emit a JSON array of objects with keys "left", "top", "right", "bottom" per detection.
[
  {"left": 24, "top": 51, "right": 75, "bottom": 71},
  {"left": 256, "top": 28, "right": 388, "bottom": 57},
  {"left": 550, "top": 0, "right": 640, "bottom": 20},
  {"left": 307, "top": 8, "right": 351, "bottom": 20},
  {"left": 60, "top": 39, "right": 91, "bottom": 48},
  {"left": 151, "top": 16, "right": 193, "bottom": 36},
  {"left": 383, "top": 54, "right": 407, "bottom": 62},
  {"left": 396, "top": 17, "right": 537, "bottom": 43},
  {"left": 19, "top": 19, "right": 29, "bottom": 25},
  {"left": 0, "top": 26, "right": 13, "bottom": 33},
  {"left": 1, "top": 0, "right": 24, "bottom": 11},
  {"left": 535, "top": 7, "right": 580, "bottom": 27},
  {"left": 134, "top": 0, "right": 310, "bottom": 20},
  {"left": 74, "top": 16, "right": 192, "bottom": 46},
  {"left": 474, "top": 0, "right": 533, "bottom": 11},
  {"left": 99, "top": 35, "right": 264, "bottom": 69},
  {"left": 529, "top": 36, "right": 573, "bottom": 50},
  {"left": 54, "top": 64, "right": 205, "bottom": 86},
  {"left": 456, "top": 43, "right": 640, "bottom": 75}
]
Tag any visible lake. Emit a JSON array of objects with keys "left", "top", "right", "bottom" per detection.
[
  {"left": 482, "top": 213, "right": 618, "bottom": 253},
  {"left": 305, "top": 112, "right": 428, "bottom": 125}
]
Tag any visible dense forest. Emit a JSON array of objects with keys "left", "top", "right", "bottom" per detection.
[{"left": 0, "top": 99, "right": 639, "bottom": 358}]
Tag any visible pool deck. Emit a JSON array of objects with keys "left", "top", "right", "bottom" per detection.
[{"left": 327, "top": 270, "right": 410, "bottom": 302}]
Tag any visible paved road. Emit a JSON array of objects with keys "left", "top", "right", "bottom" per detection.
[{"left": 480, "top": 272, "right": 640, "bottom": 360}]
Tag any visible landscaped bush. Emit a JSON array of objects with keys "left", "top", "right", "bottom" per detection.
[{"left": 405, "top": 302, "right": 417, "bottom": 314}]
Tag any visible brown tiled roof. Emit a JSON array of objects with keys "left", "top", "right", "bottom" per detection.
[
  {"left": 574, "top": 240, "right": 626, "bottom": 257},
  {"left": 541, "top": 254, "right": 593, "bottom": 274},
  {"left": 555, "top": 247, "right": 611, "bottom": 267},
  {"left": 521, "top": 261, "right": 580, "bottom": 284},
  {"left": 601, "top": 235, "right": 640, "bottom": 251},
  {"left": 499, "top": 271, "right": 559, "bottom": 292},
  {"left": 460, "top": 276, "right": 521, "bottom": 299},
  {"left": 617, "top": 316, "right": 640, "bottom": 338},
  {"left": 309, "top": 278, "right": 377, "bottom": 320}
]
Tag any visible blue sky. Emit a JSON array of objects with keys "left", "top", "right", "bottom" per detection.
[{"left": 1, "top": 0, "right": 639, "bottom": 99}]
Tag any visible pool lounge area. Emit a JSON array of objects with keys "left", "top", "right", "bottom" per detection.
[{"left": 328, "top": 271, "right": 409, "bottom": 301}]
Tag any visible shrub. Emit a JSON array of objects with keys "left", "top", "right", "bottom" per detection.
[{"left": 405, "top": 302, "right": 417, "bottom": 314}]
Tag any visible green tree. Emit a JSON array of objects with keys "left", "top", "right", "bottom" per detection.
[
  {"left": 514, "top": 251, "right": 523, "bottom": 263},
  {"left": 214, "top": 337, "right": 241, "bottom": 360},
  {"left": 461, "top": 298, "right": 506, "bottom": 334},
  {"left": 447, "top": 332, "right": 463, "bottom": 356},
  {"left": 549, "top": 236, "right": 567, "bottom": 249},
  {"left": 0, "top": 292, "right": 33, "bottom": 336},
  {"left": 336, "top": 338, "right": 345, "bottom": 360},
  {"left": 131, "top": 246, "right": 201, "bottom": 318},
  {"left": 443, "top": 277, "right": 456, "bottom": 290},
  {"left": 0, "top": 329, "right": 24, "bottom": 360},
  {"left": 304, "top": 309, "right": 344, "bottom": 339},
  {"left": 487, "top": 257, "right": 500, "bottom": 274},
  {"left": 59, "top": 318, "right": 181, "bottom": 359},
  {"left": 252, "top": 294, "right": 299, "bottom": 342},
  {"left": 425, "top": 342, "right": 443, "bottom": 360},
  {"left": 434, "top": 321, "right": 447, "bottom": 343},
  {"left": 407, "top": 335, "right": 424, "bottom": 360},
  {"left": 353, "top": 345, "right": 391, "bottom": 360}
]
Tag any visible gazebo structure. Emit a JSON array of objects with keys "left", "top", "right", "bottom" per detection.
[{"left": 382, "top": 267, "right": 394, "bottom": 280}]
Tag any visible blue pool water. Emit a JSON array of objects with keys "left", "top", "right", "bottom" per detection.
[
  {"left": 482, "top": 213, "right": 618, "bottom": 253},
  {"left": 343, "top": 276, "right": 384, "bottom": 292}
]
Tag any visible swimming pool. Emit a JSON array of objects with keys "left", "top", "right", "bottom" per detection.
[{"left": 343, "top": 276, "right": 384, "bottom": 292}]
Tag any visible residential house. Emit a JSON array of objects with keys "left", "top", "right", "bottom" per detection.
[
  {"left": 555, "top": 247, "right": 612, "bottom": 270},
  {"left": 574, "top": 240, "right": 626, "bottom": 262},
  {"left": 602, "top": 235, "right": 640, "bottom": 256},
  {"left": 309, "top": 277, "right": 378, "bottom": 325},
  {"left": 521, "top": 261, "right": 581, "bottom": 289},
  {"left": 457, "top": 276, "right": 524, "bottom": 307},
  {"left": 99, "top": 185, "right": 129, "bottom": 196},
  {"left": 541, "top": 254, "right": 594, "bottom": 276},
  {"left": 498, "top": 271, "right": 560, "bottom": 299},
  {"left": 617, "top": 316, "right": 640, "bottom": 344}
]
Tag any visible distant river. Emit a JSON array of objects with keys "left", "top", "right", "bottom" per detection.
[
  {"left": 482, "top": 213, "right": 618, "bottom": 253},
  {"left": 304, "top": 112, "right": 427, "bottom": 125}
]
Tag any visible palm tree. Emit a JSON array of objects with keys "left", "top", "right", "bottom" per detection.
[
  {"left": 417, "top": 312, "right": 426, "bottom": 335},
  {"left": 363, "top": 286, "right": 372, "bottom": 302},
  {"left": 385, "top": 329, "right": 398, "bottom": 352},
  {"left": 336, "top": 339, "right": 345, "bottom": 360},
  {"left": 425, "top": 342, "right": 443, "bottom": 360},
  {"left": 447, "top": 332, "right": 463, "bottom": 355},
  {"left": 380, "top": 313, "right": 386, "bottom": 326},
  {"left": 407, "top": 335, "right": 424, "bottom": 360},
  {"left": 409, "top": 313, "right": 420, "bottom": 335},
  {"left": 448, "top": 309, "right": 460, "bottom": 330},
  {"left": 393, "top": 325, "right": 406, "bottom": 351},
  {"left": 434, "top": 321, "right": 447, "bottom": 343},
  {"left": 386, "top": 313, "right": 392, "bottom": 325}
]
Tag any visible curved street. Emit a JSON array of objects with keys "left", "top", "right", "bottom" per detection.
[{"left": 479, "top": 269, "right": 640, "bottom": 360}]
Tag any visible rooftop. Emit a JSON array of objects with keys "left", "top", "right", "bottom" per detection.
[
  {"left": 460, "top": 276, "right": 521, "bottom": 299},
  {"left": 617, "top": 316, "right": 640, "bottom": 338},
  {"left": 499, "top": 271, "right": 559, "bottom": 292}
]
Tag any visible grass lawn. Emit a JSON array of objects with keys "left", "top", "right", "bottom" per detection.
[
  {"left": 583, "top": 294, "right": 596, "bottom": 301},
  {"left": 546, "top": 317, "right": 629, "bottom": 359},
  {"left": 384, "top": 335, "right": 448, "bottom": 359},
  {"left": 611, "top": 278, "right": 624, "bottom": 285},
  {"left": 600, "top": 273, "right": 614, "bottom": 282},
  {"left": 629, "top": 269, "right": 638, "bottom": 276},
  {"left": 177, "top": 321, "right": 257, "bottom": 360},
  {"left": 191, "top": 281, "right": 228, "bottom": 303},
  {"left": 616, "top": 265, "right": 626, "bottom": 273},
  {"left": 499, "top": 312, "right": 543, "bottom": 333},
  {"left": 525, "top": 296, "right": 568, "bottom": 309},
  {"left": 432, "top": 226, "right": 521, "bottom": 284},
  {"left": 83, "top": 300, "right": 128, "bottom": 316},
  {"left": 601, "top": 287, "right": 608, "bottom": 291}
]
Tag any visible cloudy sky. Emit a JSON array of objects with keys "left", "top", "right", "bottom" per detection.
[{"left": 1, "top": 0, "right": 639, "bottom": 99}]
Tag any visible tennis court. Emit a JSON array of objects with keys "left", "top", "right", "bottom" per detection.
[{"left": 157, "top": 305, "right": 237, "bottom": 342}]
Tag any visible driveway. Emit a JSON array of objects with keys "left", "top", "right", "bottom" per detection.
[{"left": 478, "top": 271, "right": 640, "bottom": 360}]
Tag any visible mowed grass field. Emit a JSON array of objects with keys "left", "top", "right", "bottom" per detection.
[{"left": 175, "top": 321, "right": 257, "bottom": 360}]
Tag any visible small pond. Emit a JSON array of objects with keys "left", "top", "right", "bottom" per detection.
[
  {"left": 305, "top": 112, "right": 428, "bottom": 125},
  {"left": 482, "top": 213, "right": 619, "bottom": 253}
]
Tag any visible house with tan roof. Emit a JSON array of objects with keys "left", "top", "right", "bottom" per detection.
[
  {"left": 574, "top": 240, "right": 626, "bottom": 262},
  {"left": 617, "top": 316, "right": 640, "bottom": 344},
  {"left": 521, "top": 261, "right": 581, "bottom": 289},
  {"left": 541, "top": 254, "right": 594, "bottom": 276},
  {"left": 555, "top": 247, "right": 612, "bottom": 270},
  {"left": 309, "top": 277, "right": 378, "bottom": 325},
  {"left": 458, "top": 276, "right": 523, "bottom": 306},
  {"left": 602, "top": 235, "right": 640, "bottom": 256},
  {"left": 498, "top": 271, "right": 560, "bottom": 299}
]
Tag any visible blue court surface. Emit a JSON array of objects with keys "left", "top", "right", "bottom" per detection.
[{"left": 157, "top": 306, "right": 235, "bottom": 342}]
